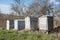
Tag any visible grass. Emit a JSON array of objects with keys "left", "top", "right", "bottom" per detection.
[{"left": 0, "top": 30, "right": 54, "bottom": 40}]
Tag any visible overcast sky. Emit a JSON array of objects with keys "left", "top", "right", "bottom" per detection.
[{"left": 0, "top": 0, "right": 60, "bottom": 14}]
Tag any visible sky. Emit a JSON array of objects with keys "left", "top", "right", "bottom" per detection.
[
  {"left": 0, "top": 0, "right": 14, "bottom": 13},
  {"left": 0, "top": 0, "right": 33, "bottom": 14},
  {"left": 0, "top": 0, "right": 60, "bottom": 14}
]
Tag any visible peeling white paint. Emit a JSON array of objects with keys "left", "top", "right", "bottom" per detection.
[
  {"left": 14, "top": 20, "right": 18, "bottom": 30},
  {"left": 38, "top": 16, "right": 48, "bottom": 31},
  {"left": 25, "top": 16, "right": 31, "bottom": 30},
  {"left": 6, "top": 20, "right": 10, "bottom": 30}
]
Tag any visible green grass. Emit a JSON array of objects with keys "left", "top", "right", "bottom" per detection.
[{"left": 0, "top": 30, "right": 54, "bottom": 40}]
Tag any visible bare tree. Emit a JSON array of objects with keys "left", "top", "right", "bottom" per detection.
[
  {"left": 26, "top": 0, "right": 53, "bottom": 16},
  {"left": 11, "top": 0, "right": 26, "bottom": 16},
  {"left": 0, "top": 9, "right": 2, "bottom": 14},
  {"left": 0, "top": 9, "right": 3, "bottom": 17},
  {"left": 53, "top": 8, "right": 60, "bottom": 27},
  {"left": 53, "top": 8, "right": 60, "bottom": 20}
]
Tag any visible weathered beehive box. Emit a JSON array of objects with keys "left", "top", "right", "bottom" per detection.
[{"left": 38, "top": 15, "right": 53, "bottom": 33}]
